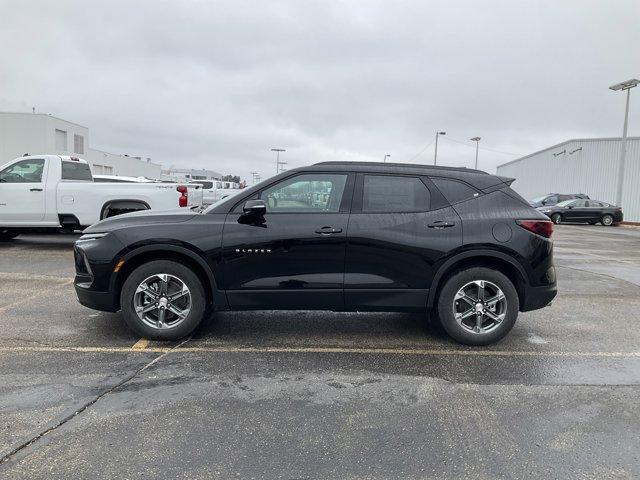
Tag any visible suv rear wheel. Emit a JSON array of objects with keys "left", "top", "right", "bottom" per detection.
[
  {"left": 120, "top": 260, "right": 207, "bottom": 340},
  {"left": 437, "top": 267, "right": 519, "bottom": 346}
]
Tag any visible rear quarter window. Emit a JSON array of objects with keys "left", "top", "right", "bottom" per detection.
[
  {"left": 62, "top": 161, "right": 92, "bottom": 181},
  {"left": 431, "top": 177, "right": 479, "bottom": 205},
  {"left": 362, "top": 175, "right": 430, "bottom": 213}
]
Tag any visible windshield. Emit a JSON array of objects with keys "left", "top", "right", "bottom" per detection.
[{"left": 556, "top": 200, "right": 575, "bottom": 207}]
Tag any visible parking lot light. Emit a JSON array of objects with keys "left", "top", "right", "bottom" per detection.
[
  {"left": 470, "top": 137, "right": 481, "bottom": 169},
  {"left": 609, "top": 79, "right": 639, "bottom": 207}
]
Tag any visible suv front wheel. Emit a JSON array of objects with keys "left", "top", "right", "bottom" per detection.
[
  {"left": 437, "top": 267, "right": 519, "bottom": 346},
  {"left": 120, "top": 260, "right": 207, "bottom": 340}
]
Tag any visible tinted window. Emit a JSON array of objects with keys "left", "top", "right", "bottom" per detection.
[
  {"left": 431, "top": 177, "right": 479, "bottom": 204},
  {"left": 545, "top": 195, "right": 559, "bottom": 204},
  {"left": 0, "top": 159, "right": 45, "bottom": 183},
  {"left": 260, "top": 173, "right": 348, "bottom": 213},
  {"left": 558, "top": 195, "right": 572, "bottom": 202},
  {"left": 362, "top": 175, "right": 430, "bottom": 213},
  {"left": 61, "top": 161, "right": 92, "bottom": 181},
  {"left": 573, "top": 200, "right": 588, "bottom": 207}
]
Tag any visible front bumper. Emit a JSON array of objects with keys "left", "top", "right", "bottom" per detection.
[{"left": 75, "top": 284, "right": 119, "bottom": 312}]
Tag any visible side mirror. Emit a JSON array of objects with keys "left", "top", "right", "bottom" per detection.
[
  {"left": 567, "top": 205, "right": 574, "bottom": 209},
  {"left": 243, "top": 199, "right": 267, "bottom": 215}
]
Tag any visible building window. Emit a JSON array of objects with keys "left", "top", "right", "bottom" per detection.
[
  {"left": 74, "top": 134, "right": 85, "bottom": 154},
  {"left": 55, "top": 129, "right": 67, "bottom": 152},
  {"left": 92, "top": 164, "right": 104, "bottom": 175},
  {"left": 104, "top": 166, "right": 114, "bottom": 175}
]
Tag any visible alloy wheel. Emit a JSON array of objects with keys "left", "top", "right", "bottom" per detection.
[
  {"left": 452, "top": 280, "right": 507, "bottom": 334},
  {"left": 133, "top": 273, "right": 192, "bottom": 330},
  {"left": 602, "top": 215, "right": 613, "bottom": 226}
]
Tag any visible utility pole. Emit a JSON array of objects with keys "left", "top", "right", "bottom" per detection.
[
  {"left": 250, "top": 171, "right": 259, "bottom": 184},
  {"left": 434, "top": 131, "right": 446, "bottom": 165},
  {"left": 470, "top": 137, "right": 481, "bottom": 169},
  {"left": 271, "top": 148, "right": 286, "bottom": 173},
  {"left": 609, "top": 79, "right": 639, "bottom": 207}
]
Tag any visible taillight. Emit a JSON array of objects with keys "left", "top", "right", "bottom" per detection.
[
  {"left": 517, "top": 220, "right": 553, "bottom": 238},
  {"left": 177, "top": 185, "right": 188, "bottom": 207}
]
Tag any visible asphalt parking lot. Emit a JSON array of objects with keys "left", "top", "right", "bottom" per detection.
[{"left": 1, "top": 225, "right": 639, "bottom": 479}]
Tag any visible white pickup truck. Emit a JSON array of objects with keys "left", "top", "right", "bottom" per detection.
[{"left": 0, "top": 155, "right": 203, "bottom": 240}]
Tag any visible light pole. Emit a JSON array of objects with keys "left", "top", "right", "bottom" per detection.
[
  {"left": 434, "top": 131, "right": 446, "bottom": 165},
  {"left": 609, "top": 79, "right": 639, "bottom": 207},
  {"left": 384, "top": 154, "right": 390, "bottom": 163},
  {"left": 470, "top": 137, "right": 481, "bottom": 169},
  {"left": 250, "top": 171, "right": 259, "bottom": 184},
  {"left": 271, "top": 148, "right": 286, "bottom": 173}
]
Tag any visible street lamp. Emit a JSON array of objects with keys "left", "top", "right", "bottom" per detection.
[
  {"left": 609, "top": 79, "right": 639, "bottom": 207},
  {"left": 434, "top": 131, "right": 446, "bottom": 165},
  {"left": 384, "top": 154, "right": 391, "bottom": 163},
  {"left": 271, "top": 148, "right": 286, "bottom": 173},
  {"left": 470, "top": 137, "right": 481, "bottom": 169}
]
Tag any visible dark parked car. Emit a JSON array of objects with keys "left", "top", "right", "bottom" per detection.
[
  {"left": 74, "top": 162, "right": 557, "bottom": 346},
  {"left": 530, "top": 193, "right": 589, "bottom": 208},
  {"left": 537, "top": 199, "right": 623, "bottom": 226}
]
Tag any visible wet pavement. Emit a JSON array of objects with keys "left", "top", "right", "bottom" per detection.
[{"left": 0, "top": 226, "right": 639, "bottom": 478}]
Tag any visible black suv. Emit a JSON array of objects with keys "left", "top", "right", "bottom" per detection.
[{"left": 74, "top": 162, "right": 556, "bottom": 346}]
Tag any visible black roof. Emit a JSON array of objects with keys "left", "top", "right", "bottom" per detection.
[{"left": 313, "top": 161, "right": 487, "bottom": 175}]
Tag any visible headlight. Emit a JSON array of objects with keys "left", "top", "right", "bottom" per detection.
[
  {"left": 77, "top": 233, "right": 108, "bottom": 242},
  {"left": 541, "top": 209, "right": 552, "bottom": 214}
]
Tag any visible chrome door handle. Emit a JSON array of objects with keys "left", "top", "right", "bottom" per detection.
[
  {"left": 428, "top": 221, "right": 455, "bottom": 229},
  {"left": 315, "top": 226, "right": 343, "bottom": 235}
]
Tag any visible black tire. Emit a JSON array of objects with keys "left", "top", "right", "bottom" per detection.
[
  {"left": 436, "top": 267, "right": 519, "bottom": 346},
  {"left": 601, "top": 214, "right": 614, "bottom": 227},
  {"left": 550, "top": 213, "right": 562, "bottom": 225},
  {"left": 120, "top": 260, "right": 207, "bottom": 340},
  {"left": 0, "top": 229, "right": 20, "bottom": 242}
]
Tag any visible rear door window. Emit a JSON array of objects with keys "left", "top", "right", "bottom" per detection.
[
  {"left": 362, "top": 175, "right": 430, "bottom": 213},
  {"left": 61, "top": 161, "right": 92, "bottom": 181},
  {"left": 431, "top": 177, "right": 479, "bottom": 205}
]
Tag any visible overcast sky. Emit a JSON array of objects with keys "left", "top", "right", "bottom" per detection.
[{"left": 1, "top": 0, "right": 638, "bottom": 181}]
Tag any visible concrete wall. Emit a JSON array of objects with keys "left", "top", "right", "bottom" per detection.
[{"left": 497, "top": 137, "right": 640, "bottom": 222}]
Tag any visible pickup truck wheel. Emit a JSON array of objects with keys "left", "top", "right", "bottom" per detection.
[
  {"left": 120, "top": 260, "right": 206, "bottom": 340},
  {"left": 0, "top": 229, "right": 20, "bottom": 241},
  {"left": 437, "top": 267, "right": 519, "bottom": 346}
]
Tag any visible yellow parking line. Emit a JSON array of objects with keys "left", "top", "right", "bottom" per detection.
[
  {"left": 0, "top": 345, "right": 639, "bottom": 358},
  {"left": 131, "top": 339, "right": 150, "bottom": 350}
]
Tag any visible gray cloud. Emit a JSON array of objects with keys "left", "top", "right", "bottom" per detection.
[{"left": 1, "top": 0, "right": 638, "bottom": 181}]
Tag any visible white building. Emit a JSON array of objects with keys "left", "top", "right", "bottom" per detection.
[
  {"left": 161, "top": 167, "right": 223, "bottom": 183},
  {"left": 496, "top": 137, "right": 640, "bottom": 222},
  {"left": 0, "top": 112, "right": 162, "bottom": 178}
]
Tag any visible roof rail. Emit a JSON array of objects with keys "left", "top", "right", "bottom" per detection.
[{"left": 313, "top": 161, "right": 486, "bottom": 174}]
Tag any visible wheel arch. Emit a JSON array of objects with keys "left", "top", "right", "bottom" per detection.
[
  {"left": 427, "top": 250, "right": 528, "bottom": 311},
  {"left": 100, "top": 200, "right": 150, "bottom": 220},
  {"left": 111, "top": 244, "right": 224, "bottom": 311}
]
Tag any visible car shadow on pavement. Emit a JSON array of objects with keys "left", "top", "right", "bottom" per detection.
[{"left": 189, "top": 310, "right": 454, "bottom": 347}]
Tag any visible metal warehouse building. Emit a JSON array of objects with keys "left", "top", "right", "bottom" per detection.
[{"left": 496, "top": 137, "right": 640, "bottom": 222}]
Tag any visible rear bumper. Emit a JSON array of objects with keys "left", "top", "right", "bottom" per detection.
[
  {"left": 75, "top": 284, "right": 119, "bottom": 312},
  {"left": 521, "top": 283, "right": 557, "bottom": 312}
]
